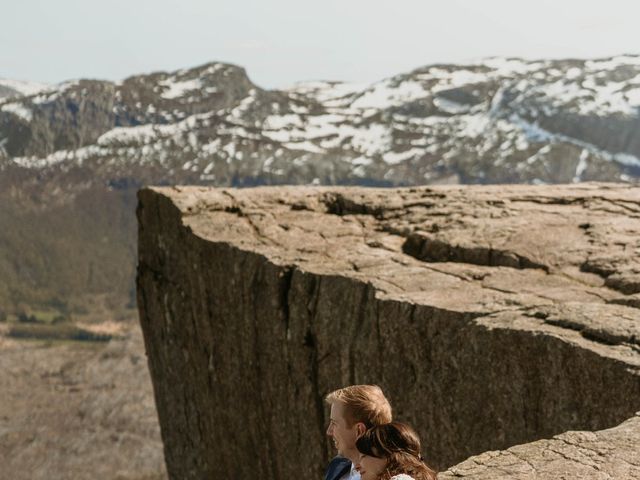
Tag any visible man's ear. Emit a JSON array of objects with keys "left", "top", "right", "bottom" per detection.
[{"left": 355, "top": 422, "right": 367, "bottom": 437}]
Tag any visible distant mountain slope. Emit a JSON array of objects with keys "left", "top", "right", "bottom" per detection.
[
  {"left": 0, "top": 56, "right": 638, "bottom": 316},
  {"left": 1, "top": 56, "right": 639, "bottom": 188},
  {"left": 0, "top": 78, "right": 50, "bottom": 99}
]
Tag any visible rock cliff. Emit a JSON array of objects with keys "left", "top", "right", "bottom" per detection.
[{"left": 136, "top": 184, "right": 640, "bottom": 479}]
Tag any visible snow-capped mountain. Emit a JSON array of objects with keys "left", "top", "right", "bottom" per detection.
[{"left": 1, "top": 55, "right": 640, "bottom": 189}]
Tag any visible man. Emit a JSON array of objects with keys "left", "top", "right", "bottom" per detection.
[{"left": 324, "top": 385, "right": 392, "bottom": 480}]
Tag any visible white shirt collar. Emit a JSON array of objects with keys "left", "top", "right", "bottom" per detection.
[{"left": 345, "top": 462, "right": 360, "bottom": 480}]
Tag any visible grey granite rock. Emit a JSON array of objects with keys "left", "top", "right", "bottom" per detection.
[
  {"left": 439, "top": 413, "right": 640, "bottom": 479},
  {"left": 136, "top": 183, "right": 640, "bottom": 479}
]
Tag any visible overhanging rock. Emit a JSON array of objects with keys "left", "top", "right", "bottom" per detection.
[{"left": 136, "top": 183, "right": 640, "bottom": 479}]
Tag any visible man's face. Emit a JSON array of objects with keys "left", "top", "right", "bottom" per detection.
[{"left": 326, "top": 402, "right": 360, "bottom": 460}]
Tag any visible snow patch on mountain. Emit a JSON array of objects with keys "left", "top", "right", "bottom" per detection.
[
  {"left": 433, "top": 97, "right": 471, "bottom": 114},
  {"left": 585, "top": 55, "right": 640, "bottom": 70},
  {"left": 230, "top": 89, "right": 257, "bottom": 118},
  {"left": 0, "top": 78, "right": 50, "bottom": 97},
  {"left": 31, "top": 81, "right": 80, "bottom": 105},
  {"left": 159, "top": 78, "right": 204, "bottom": 99},
  {"left": 98, "top": 113, "right": 215, "bottom": 146},
  {"left": 480, "top": 57, "right": 548, "bottom": 75},
  {"left": 1, "top": 102, "right": 33, "bottom": 122},
  {"left": 532, "top": 77, "right": 640, "bottom": 116},
  {"left": 287, "top": 81, "right": 368, "bottom": 105},
  {"left": 350, "top": 79, "right": 429, "bottom": 109},
  {"left": 11, "top": 145, "right": 106, "bottom": 169},
  {"left": 572, "top": 149, "right": 590, "bottom": 182},
  {"left": 421, "top": 68, "right": 487, "bottom": 91},
  {"left": 613, "top": 152, "right": 640, "bottom": 168}
]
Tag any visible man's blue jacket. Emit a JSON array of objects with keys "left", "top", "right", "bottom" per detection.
[{"left": 325, "top": 456, "right": 352, "bottom": 480}]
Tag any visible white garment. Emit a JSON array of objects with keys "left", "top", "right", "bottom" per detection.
[
  {"left": 340, "top": 462, "right": 361, "bottom": 480},
  {"left": 390, "top": 475, "right": 415, "bottom": 480}
]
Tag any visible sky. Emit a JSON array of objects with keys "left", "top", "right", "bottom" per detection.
[{"left": 2, "top": 0, "right": 639, "bottom": 90}]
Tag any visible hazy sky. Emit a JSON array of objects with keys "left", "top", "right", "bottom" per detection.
[{"left": 2, "top": 0, "right": 638, "bottom": 89}]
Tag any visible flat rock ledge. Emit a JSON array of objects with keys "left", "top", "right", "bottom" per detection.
[{"left": 136, "top": 183, "right": 640, "bottom": 479}]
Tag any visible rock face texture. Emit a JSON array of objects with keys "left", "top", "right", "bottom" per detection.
[
  {"left": 439, "top": 413, "right": 640, "bottom": 479},
  {"left": 136, "top": 183, "right": 640, "bottom": 479}
]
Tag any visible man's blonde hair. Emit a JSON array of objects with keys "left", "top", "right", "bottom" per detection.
[{"left": 325, "top": 384, "right": 392, "bottom": 428}]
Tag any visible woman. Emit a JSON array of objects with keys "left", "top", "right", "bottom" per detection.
[{"left": 355, "top": 422, "right": 437, "bottom": 480}]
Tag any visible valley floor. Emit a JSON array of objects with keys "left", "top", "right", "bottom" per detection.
[{"left": 0, "top": 321, "right": 167, "bottom": 480}]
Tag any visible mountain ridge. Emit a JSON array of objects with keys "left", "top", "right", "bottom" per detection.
[{"left": 2, "top": 55, "right": 640, "bottom": 187}]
